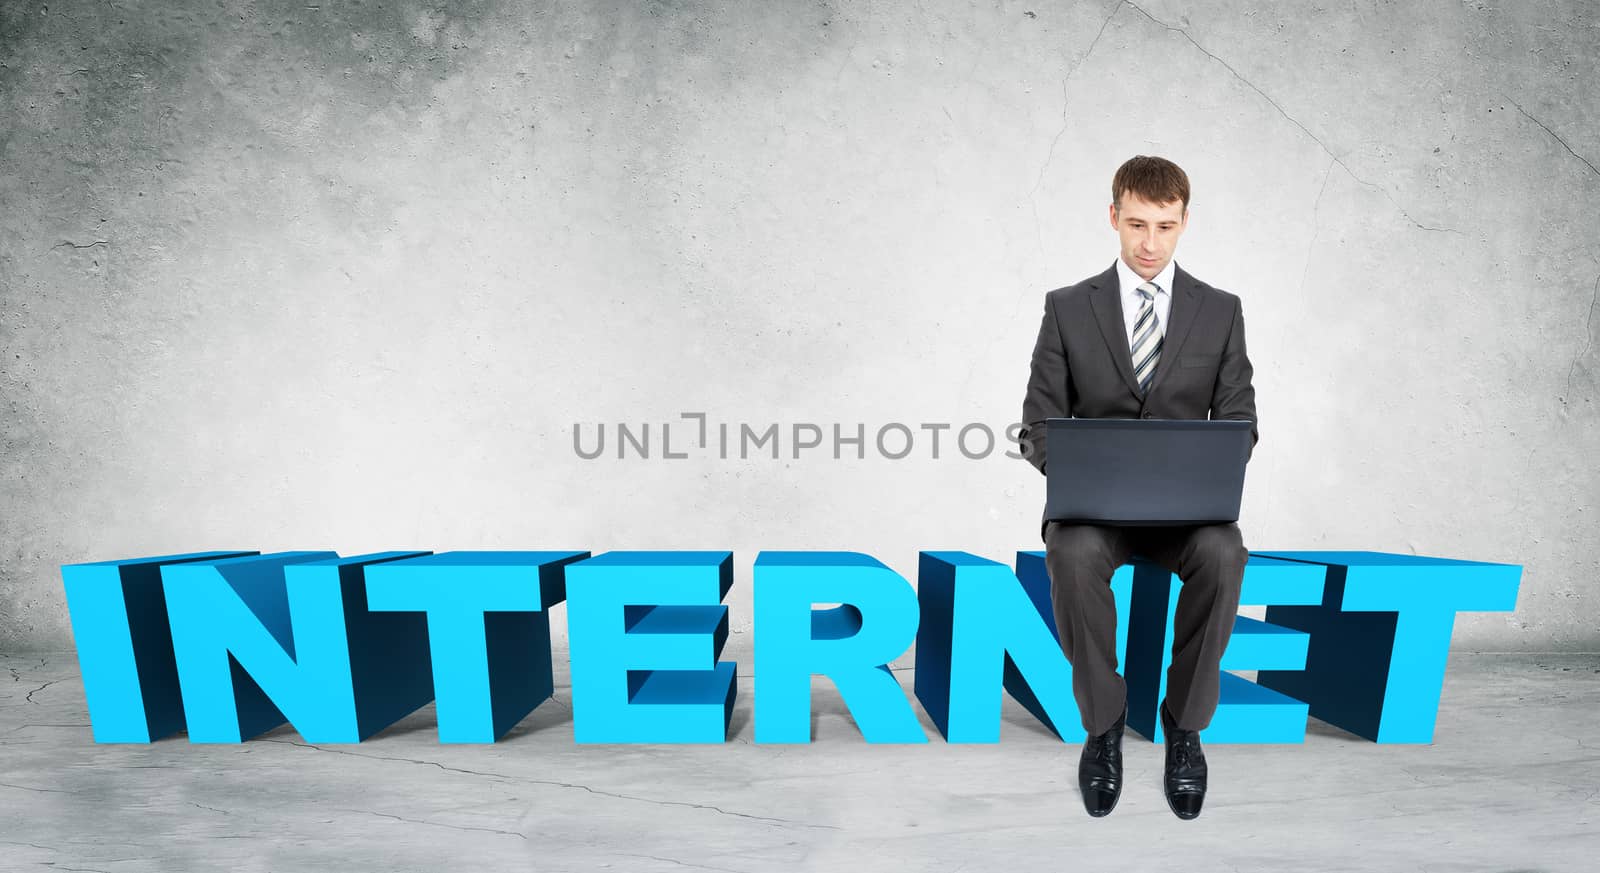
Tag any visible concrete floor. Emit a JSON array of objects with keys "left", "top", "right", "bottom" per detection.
[{"left": 1, "top": 652, "right": 1596, "bottom": 873}]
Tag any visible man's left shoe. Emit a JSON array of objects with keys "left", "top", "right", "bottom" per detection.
[{"left": 1160, "top": 699, "right": 1207, "bottom": 820}]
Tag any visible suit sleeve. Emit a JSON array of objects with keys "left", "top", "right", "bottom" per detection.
[
  {"left": 1019, "top": 292, "right": 1072, "bottom": 476},
  {"left": 1211, "top": 295, "right": 1259, "bottom": 460}
]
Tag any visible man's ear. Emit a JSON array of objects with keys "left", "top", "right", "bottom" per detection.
[{"left": 1108, "top": 202, "right": 1118, "bottom": 230}]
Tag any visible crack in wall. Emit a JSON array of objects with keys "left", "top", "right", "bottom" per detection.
[
  {"left": 1015, "top": 0, "right": 1468, "bottom": 392},
  {"left": 338, "top": 807, "right": 528, "bottom": 840},
  {"left": 1259, "top": 156, "right": 1338, "bottom": 542},
  {"left": 0, "top": 841, "right": 60, "bottom": 853},
  {"left": 263, "top": 738, "right": 838, "bottom": 830},
  {"left": 259, "top": 737, "right": 524, "bottom": 781},
  {"left": 976, "top": 1, "right": 1126, "bottom": 412},
  {"left": 1507, "top": 96, "right": 1600, "bottom": 181},
  {"left": 617, "top": 851, "right": 751, "bottom": 873},
  {"left": 1121, "top": 0, "right": 1460, "bottom": 235},
  {"left": 1297, "top": 161, "right": 1338, "bottom": 302},
  {"left": 1029, "top": 0, "right": 1124, "bottom": 257},
  {"left": 24, "top": 680, "right": 55, "bottom": 704},
  {"left": 1564, "top": 273, "right": 1600, "bottom": 407},
  {"left": 0, "top": 780, "right": 74, "bottom": 794}
]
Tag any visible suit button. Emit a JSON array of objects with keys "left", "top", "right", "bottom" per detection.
[{"left": 1142, "top": 412, "right": 1153, "bottom": 419}]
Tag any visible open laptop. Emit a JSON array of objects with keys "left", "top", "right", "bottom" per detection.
[{"left": 1044, "top": 418, "right": 1252, "bottom": 525}]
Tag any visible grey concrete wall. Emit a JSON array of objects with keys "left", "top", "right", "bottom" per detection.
[{"left": 2, "top": 0, "right": 1595, "bottom": 653}]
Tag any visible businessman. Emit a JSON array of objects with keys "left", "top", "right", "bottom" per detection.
[{"left": 1017, "top": 156, "right": 1258, "bottom": 821}]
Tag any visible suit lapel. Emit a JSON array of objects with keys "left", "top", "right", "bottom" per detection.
[
  {"left": 1087, "top": 262, "right": 1143, "bottom": 397},
  {"left": 1145, "top": 262, "right": 1207, "bottom": 395}
]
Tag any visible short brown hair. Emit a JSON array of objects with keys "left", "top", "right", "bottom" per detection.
[{"left": 1111, "top": 155, "right": 1190, "bottom": 212}]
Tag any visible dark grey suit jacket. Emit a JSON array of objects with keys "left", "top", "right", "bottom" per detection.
[{"left": 1018, "top": 260, "right": 1259, "bottom": 540}]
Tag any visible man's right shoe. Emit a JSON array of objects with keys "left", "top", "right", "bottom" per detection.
[{"left": 1078, "top": 705, "right": 1128, "bottom": 817}]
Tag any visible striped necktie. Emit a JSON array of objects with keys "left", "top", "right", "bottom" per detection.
[{"left": 1131, "top": 281, "right": 1163, "bottom": 396}]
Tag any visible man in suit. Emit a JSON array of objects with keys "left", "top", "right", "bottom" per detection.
[{"left": 1017, "top": 155, "right": 1258, "bottom": 821}]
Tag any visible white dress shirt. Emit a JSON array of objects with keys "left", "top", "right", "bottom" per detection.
[{"left": 1115, "top": 256, "right": 1175, "bottom": 351}]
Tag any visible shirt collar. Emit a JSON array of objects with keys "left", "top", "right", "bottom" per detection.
[{"left": 1116, "top": 256, "right": 1177, "bottom": 298}]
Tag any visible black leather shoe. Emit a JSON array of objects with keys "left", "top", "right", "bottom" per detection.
[
  {"left": 1078, "top": 705, "right": 1127, "bottom": 817},
  {"left": 1160, "top": 700, "right": 1207, "bottom": 820}
]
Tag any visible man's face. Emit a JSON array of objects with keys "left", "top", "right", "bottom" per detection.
[{"left": 1109, "top": 192, "right": 1188, "bottom": 281}]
